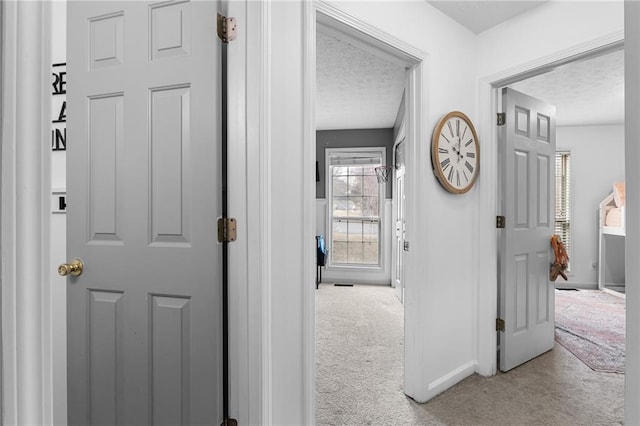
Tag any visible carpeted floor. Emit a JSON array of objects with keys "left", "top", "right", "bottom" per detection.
[
  {"left": 316, "top": 284, "right": 624, "bottom": 425},
  {"left": 555, "top": 289, "right": 625, "bottom": 373}
]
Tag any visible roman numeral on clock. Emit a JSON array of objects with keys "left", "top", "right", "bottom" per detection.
[
  {"left": 447, "top": 121, "right": 454, "bottom": 137},
  {"left": 465, "top": 161, "right": 474, "bottom": 173},
  {"left": 438, "top": 147, "right": 448, "bottom": 154},
  {"left": 466, "top": 152, "right": 475, "bottom": 158}
]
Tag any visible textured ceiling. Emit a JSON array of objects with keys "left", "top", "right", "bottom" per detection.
[
  {"left": 510, "top": 49, "right": 624, "bottom": 127},
  {"left": 428, "top": 1, "right": 548, "bottom": 34},
  {"left": 316, "top": 4, "right": 623, "bottom": 131},
  {"left": 316, "top": 31, "right": 406, "bottom": 131}
]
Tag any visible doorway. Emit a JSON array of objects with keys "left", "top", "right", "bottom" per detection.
[
  {"left": 311, "top": 4, "right": 423, "bottom": 418},
  {"left": 495, "top": 45, "right": 626, "bottom": 376}
]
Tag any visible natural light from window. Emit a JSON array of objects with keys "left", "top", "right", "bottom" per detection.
[{"left": 328, "top": 149, "right": 384, "bottom": 267}]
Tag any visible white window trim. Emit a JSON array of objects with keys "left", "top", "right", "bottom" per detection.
[{"left": 325, "top": 147, "right": 386, "bottom": 271}]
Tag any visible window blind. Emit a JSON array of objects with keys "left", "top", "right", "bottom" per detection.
[
  {"left": 555, "top": 151, "right": 571, "bottom": 270},
  {"left": 328, "top": 151, "right": 383, "bottom": 166}
]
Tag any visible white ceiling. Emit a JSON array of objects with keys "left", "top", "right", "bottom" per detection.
[
  {"left": 427, "top": 1, "right": 548, "bottom": 35},
  {"left": 316, "top": 2, "right": 624, "bottom": 131}
]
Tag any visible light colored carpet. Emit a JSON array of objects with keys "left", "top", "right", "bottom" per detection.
[{"left": 315, "top": 284, "right": 624, "bottom": 425}]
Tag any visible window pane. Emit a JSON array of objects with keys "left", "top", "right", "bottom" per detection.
[
  {"left": 363, "top": 174, "right": 379, "bottom": 196},
  {"left": 362, "top": 165, "right": 376, "bottom": 176},
  {"left": 333, "top": 175, "right": 348, "bottom": 196},
  {"left": 363, "top": 221, "right": 379, "bottom": 242},
  {"left": 347, "top": 220, "right": 363, "bottom": 242},
  {"left": 363, "top": 242, "right": 379, "bottom": 264},
  {"left": 332, "top": 220, "right": 348, "bottom": 242},
  {"left": 348, "top": 166, "right": 364, "bottom": 177},
  {"left": 332, "top": 242, "right": 348, "bottom": 264},
  {"left": 363, "top": 196, "right": 379, "bottom": 216},
  {"left": 333, "top": 197, "right": 348, "bottom": 216},
  {"left": 348, "top": 174, "right": 363, "bottom": 196},
  {"left": 333, "top": 166, "right": 348, "bottom": 176},
  {"left": 348, "top": 196, "right": 363, "bottom": 217},
  {"left": 348, "top": 243, "right": 364, "bottom": 264}
]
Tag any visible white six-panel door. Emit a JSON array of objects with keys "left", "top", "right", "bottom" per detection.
[
  {"left": 66, "top": 2, "right": 222, "bottom": 423},
  {"left": 499, "top": 88, "right": 556, "bottom": 372}
]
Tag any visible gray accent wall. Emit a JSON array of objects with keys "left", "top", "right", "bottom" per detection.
[{"left": 316, "top": 128, "right": 394, "bottom": 199}]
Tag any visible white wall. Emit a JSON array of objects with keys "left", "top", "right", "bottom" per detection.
[
  {"left": 477, "top": 2, "right": 624, "bottom": 79},
  {"left": 557, "top": 125, "right": 625, "bottom": 287}
]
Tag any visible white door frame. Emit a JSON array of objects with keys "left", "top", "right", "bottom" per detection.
[
  {"left": 1, "top": 2, "right": 54, "bottom": 424},
  {"left": 476, "top": 31, "right": 624, "bottom": 374},
  {"left": 303, "top": 0, "right": 426, "bottom": 415}
]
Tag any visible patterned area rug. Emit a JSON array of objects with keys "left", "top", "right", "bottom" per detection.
[{"left": 555, "top": 290, "right": 625, "bottom": 373}]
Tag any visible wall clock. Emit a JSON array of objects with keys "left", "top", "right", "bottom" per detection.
[{"left": 431, "top": 111, "right": 480, "bottom": 194}]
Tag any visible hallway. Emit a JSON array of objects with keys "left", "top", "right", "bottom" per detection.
[{"left": 315, "top": 284, "right": 624, "bottom": 425}]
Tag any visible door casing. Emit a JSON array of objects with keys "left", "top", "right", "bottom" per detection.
[
  {"left": 305, "top": 0, "right": 425, "bottom": 407},
  {"left": 477, "top": 36, "right": 625, "bottom": 377}
]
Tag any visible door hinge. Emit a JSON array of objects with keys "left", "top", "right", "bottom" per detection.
[
  {"left": 218, "top": 217, "right": 237, "bottom": 243},
  {"left": 496, "top": 215, "right": 506, "bottom": 229},
  {"left": 217, "top": 13, "right": 237, "bottom": 43},
  {"left": 497, "top": 112, "right": 506, "bottom": 126},
  {"left": 221, "top": 418, "right": 238, "bottom": 426},
  {"left": 496, "top": 318, "right": 505, "bottom": 332}
]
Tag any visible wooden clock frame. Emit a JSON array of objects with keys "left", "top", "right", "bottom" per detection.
[{"left": 430, "top": 111, "right": 480, "bottom": 194}]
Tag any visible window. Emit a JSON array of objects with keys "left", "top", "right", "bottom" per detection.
[
  {"left": 327, "top": 149, "right": 384, "bottom": 267},
  {"left": 555, "top": 151, "right": 571, "bottom": 270}
]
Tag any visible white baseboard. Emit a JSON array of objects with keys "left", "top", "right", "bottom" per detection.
[{"left": 407, "top": 361, "right": 476, "bottom": 403}]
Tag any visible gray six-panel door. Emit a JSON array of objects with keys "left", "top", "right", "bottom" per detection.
[
  {"left": 499, "top": 88, "right": 556, "bottom": 372},
  {"left": 66, "top": 1, "right": 222, "bottom": 423}
]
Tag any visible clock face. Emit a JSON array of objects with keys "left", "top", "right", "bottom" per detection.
[{"left": 431, "top": 111, "right": 480, "bottom": 194}]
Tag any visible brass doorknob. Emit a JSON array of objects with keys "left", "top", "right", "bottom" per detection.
[{"left": 58, "top": 259, "right": 83, "bottom": 277}]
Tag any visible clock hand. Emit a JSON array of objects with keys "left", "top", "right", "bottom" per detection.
[
  {"left": 452, "top": 146, "right": 461, "bottom": 162},
  {"left": 453, "top": 139, "right": 463, "bottom": 162}
]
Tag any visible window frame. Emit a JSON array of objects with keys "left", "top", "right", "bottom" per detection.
[
  {"left": 555, "top": 150, "right": 572, "bottom": 273},
  {"left": 325, "top": 147, "right": 386, "bottom": 270}
]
